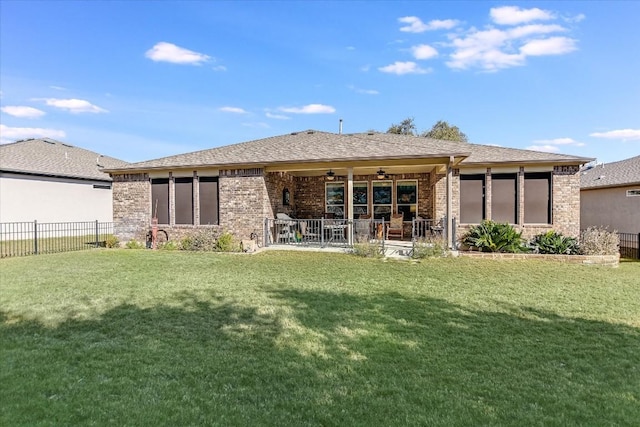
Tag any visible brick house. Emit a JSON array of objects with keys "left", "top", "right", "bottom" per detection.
[{"left": 104, "top": 130, "right": 592, "bottom": 248}]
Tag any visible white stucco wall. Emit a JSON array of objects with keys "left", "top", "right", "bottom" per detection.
[
  {"left": 0, "top": 173, "right": 114, "bottom": 223},
  {"left": 580, "top": 185, "right": 640, "bottom": 233}
]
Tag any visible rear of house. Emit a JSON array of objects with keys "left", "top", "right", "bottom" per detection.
[{"left": 105, "top": 131, "right": 592, "bottom": 248}]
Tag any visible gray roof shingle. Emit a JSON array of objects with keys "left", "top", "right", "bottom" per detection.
[
  {"left": 580, "top": 155, "right": 640, "bottom": 189},
  {"left": 0, "top": 138, "right": 129, "bottom": 181},
  {"left": 105, "top": 130, "right": 592, "bottom": 172}
]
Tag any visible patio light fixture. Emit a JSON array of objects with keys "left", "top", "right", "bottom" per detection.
[
  {"left": 376, "top": 169, "right": 386, "bottom": 179},
  {"left": 326, "top": 169, "right": 335, "bottom": 181}
]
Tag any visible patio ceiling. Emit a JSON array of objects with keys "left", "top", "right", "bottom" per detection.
[{"left": 264, "top": 155, "right": 463, "bottom": 177}]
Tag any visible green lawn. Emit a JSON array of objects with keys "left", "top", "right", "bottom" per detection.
[{"left": 1, "top": 250, "right": 639, "bottom": 426}]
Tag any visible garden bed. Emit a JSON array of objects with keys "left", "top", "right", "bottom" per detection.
[{"left": 458, "top": 251, "right": 619, "bottom": 267}]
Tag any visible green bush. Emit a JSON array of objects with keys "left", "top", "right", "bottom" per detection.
[
  {"left": 412, "top": 236, "right": 447, "bottom": 259},
  {"left": 157, "top": 240, "right": 179, "bottom": 251},
  {"left": 351, "top": 241, "right": 383, "bottom": 258},
  {"left": 530, "top": 230, "right": 579, "bottom": 255},
  {"left": 125, "top": 240, "right": 145, "bottom": 249},
  {"left": 462, "top": 220, "right": 527, "bottom": 253},
  {"left": 104, "top": 234, "right": 120, "bottom": 248},
  {"left": 215, "top": 232, "right": 238, "bottom": 252},
  {"left": 179, "top": 229, "right": 218, "bottom": 251},
  {"left": 178, "top": 229, "right": 240, "bottom": 252},
  {"left": 580, "top": 227, "right": 619, "bottom": 255}
]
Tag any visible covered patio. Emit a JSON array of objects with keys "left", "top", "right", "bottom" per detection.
[{"left": 263, "top": 154, "right": 462, "bottom": 249}]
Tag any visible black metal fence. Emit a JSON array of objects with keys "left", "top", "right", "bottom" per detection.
[
  {"left": 618, "top": 232, "right": 640, "bottom": 259},
  {"left": 0, "top": 221, "right": 114, "bottom": 258}
]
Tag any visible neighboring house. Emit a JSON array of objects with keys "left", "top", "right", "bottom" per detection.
[
  {"left": 0, "top": 138, "right": 129, "bottom": 223},
  {"left": 580, "top": 155, "right": 640, "bottom": 233},
  {"left": 104, "top": 130, "right": 592, "bottom": 247}
]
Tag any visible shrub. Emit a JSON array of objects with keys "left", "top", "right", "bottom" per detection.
[
  {"left": 215, "top": 232, "right": 238, "bottom": 252},
  {"left": 157, "top": 240, "right": 179, "bottom": 251},
  {"left": 104, "top": 234, "right": 119, "bottom": 248},
  {"left": 351, "top": 240, "right": 383, "bottom": 258},
  {"left": 462, "top": 220, "right": 527, "bottom": 253},
  {"left": 580, "top": 227, "right": 619, "bottom": 255},
  {"left": 530, "top": 230, "right": 579, "bottom": 255},
  {"left": 125, "top": 239, "right": 145, "bottom": 249},
  {"left": 412, "top": 236, "right": 447, "bottom": 259},
  {"left": 179, "top": 229, "right": 218, "bottom": 251}
]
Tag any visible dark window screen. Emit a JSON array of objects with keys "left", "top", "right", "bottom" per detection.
[
  {"left": 460, "top": 174, "right": 485, "bottom": 224},
  {"left": 492, "top": 174, "right": 517, "bottom": 223},
  {"left": 199, "top": 177, "right": 219, "bottom": 225},
  {"left": 524, "top": 172, "right": 551, "bottom": 224},
  {"left": 175, "top": 178, "right": 193, "bottom": 225},
  {"left": 151, "top": 179, "right": 170, "bottom": 224}
]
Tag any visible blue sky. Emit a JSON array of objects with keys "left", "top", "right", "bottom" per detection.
[{"left": 1, "top": 1, "right": 638, "bottom": 163}]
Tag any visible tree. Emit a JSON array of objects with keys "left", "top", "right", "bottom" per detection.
[
  {"left": 421, "top": 120, "right": 468, "bottom": 142},
  {"left": 387, "top": 117, "right": 417, "bottom": 136}
]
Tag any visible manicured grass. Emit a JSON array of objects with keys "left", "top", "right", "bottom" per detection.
[{"left": 1, "top": 250, "right": 639, "bottom": 426}]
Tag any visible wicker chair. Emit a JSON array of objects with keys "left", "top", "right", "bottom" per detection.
[{"left": 386, "top": 213, "right": 404, "bottom": 240}]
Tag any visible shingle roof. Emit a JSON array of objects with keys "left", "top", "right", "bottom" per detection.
[
  {"left": 580, "top": 155, "right": 640, "bottom": 189},
  {"left": 104, "top": 130, "right": 592, "bottom": 172},
  {"left": 0, "top": 138, "right": 129, "bottom": 181}
]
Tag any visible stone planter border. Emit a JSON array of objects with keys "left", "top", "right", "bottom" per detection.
[{"left": 458, "top": 251, "right": 619, "bottom": 267}]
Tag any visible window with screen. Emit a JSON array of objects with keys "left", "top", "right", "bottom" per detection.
[
  {"left": 460, "top": 174, "right": 485, "bottom": 224},
  {"left": 174, "top": 177, "right": 194, "bottom": 225},
  {"left": 199, "top": 177, "right": 219, "bottom": 225},
  {"left": 151, "top": 178, "right": 170, "bottom": 224},
  {"left": 325, "top": 182, "right": 345, "bottom": 218},
  {"left": 373, "top": 181, "right": 392, "bottom": 221},
  {"left": 524, "top": 172, "right": 551, "bottom": 224},
  {"left": 396, "top": 180, "right": 417, "bottom": 221},
  {"left": 491, "top": 174, "right": 517, "bottom": 223}
]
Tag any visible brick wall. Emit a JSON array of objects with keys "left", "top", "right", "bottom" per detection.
[
  {"left": 454, "top": 165, "right": 582, "bottom": 241},
  {"left": 112, "top": 173, "right": 150, "bottom": 241}
]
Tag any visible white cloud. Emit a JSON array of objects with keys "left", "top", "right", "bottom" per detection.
[
  {"left": 520, "top": 37, "right": 577, "bottom": 56},
  {"left": 0, "top": 124, "right": 66, "bottom": 144},
  {"left": 446, "top": 22, "right": 576, "bottom": 71},
  {"left": 50, "top": 85, "right": 67, "bottom": 91},
  {"left": 265, "top": 112, "right": 290, "bottom": 120},
  {"left": 399, "top": 16, "right": 459, "bottom": 33},
  {"left": 145, "top": 42, "right": 210, "bottom": 65},
  {"left": 219, "top": 106, "right": 247, "bottom": 114},
  {"left": 347, "top": 85, "right": 379, "bottom": 95},
  {"left": 212, "top": 65, "right": 227, "bottom": 71},
  {"left": 42, "top": 98, "right": 108, "bottom": 114},
  {"left": 411, "top": 44, "right": 438, "bottom": 60},
  {"left": 1, "top": 106, "right": 46, "bottom": 118},
  {"left": 242, "top": 122, "right": 270, "bottom": 128},
  {"left": 533, "top": 137, "right": 585, "bottom": 146},
  {"left": 490, "top": 6, "right": 555, "bottom": 25},
  {"left": 379, "top": 61, "right": 431, "bottom": 75},
  {"left": 278, "top": 104, "right": 336, "bottom": 114},
  {"left": 565, "top": 13, "right": 586, "bottom": 24},
  {"left": 527, "top": 144, "right": 561, "bottom": 153},
  {"left": 590, "top": 129, "right": 640, "bottom": 141},
  {"left": 527, "top": 137, "right": 585, "bottom": 152}
]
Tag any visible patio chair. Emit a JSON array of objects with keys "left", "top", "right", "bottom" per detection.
[
  {"left": 299, "top": 220, "right": 319, "bottom": 242},
  {"left": 275, "top": 213, "right": 296, "bottom": 243},
  {"left": 355, "top": 214, "right": 372, "bottom": 241},
  {"left": 386, "top": 213, "right": 404, "bottom": 240}
]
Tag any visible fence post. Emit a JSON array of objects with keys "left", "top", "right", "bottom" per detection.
[
  {"left": 637, "top": 233, "right": 640, "bottom": 260},
  {"left": 95, "top": 220, "right": 99, "bottom": 248},
  {"left": 34, "top": 220, "right": 38, "bottom": 255}
]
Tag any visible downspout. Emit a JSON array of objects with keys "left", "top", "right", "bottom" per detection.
[{"left": 447, "top": 156, "right": 453, "bottom": 249}]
